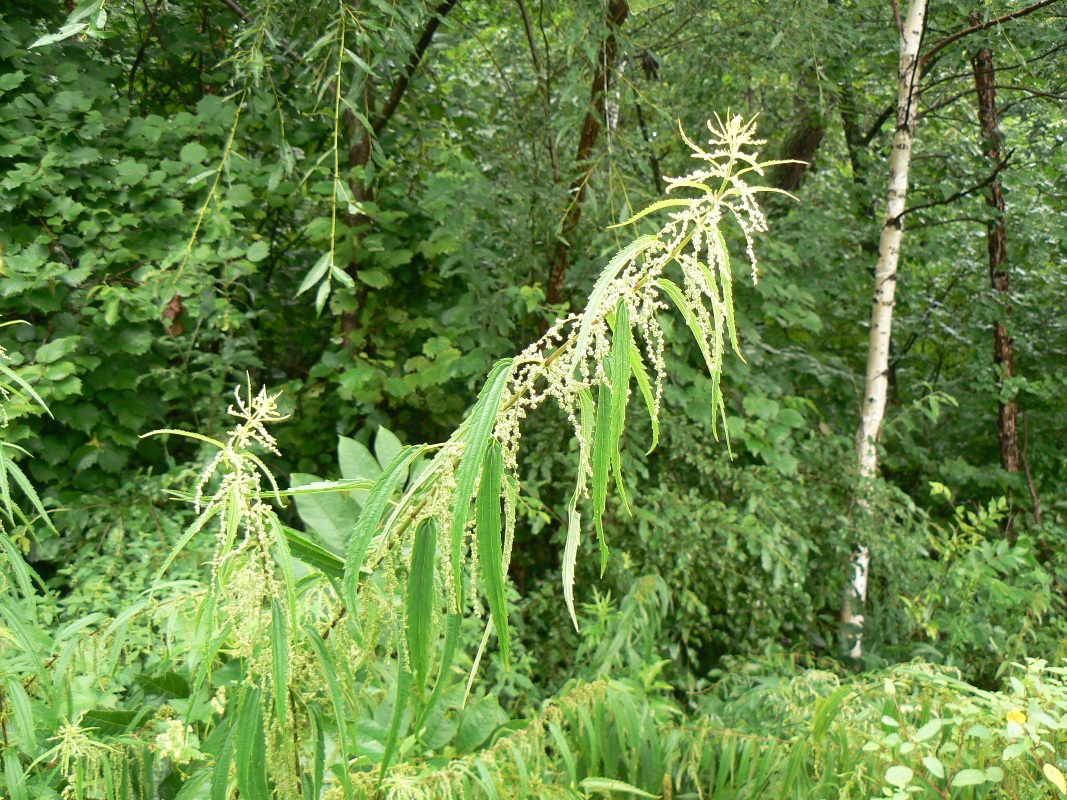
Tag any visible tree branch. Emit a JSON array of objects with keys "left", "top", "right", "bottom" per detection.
[
  {"left": 894, "top": 152, "right": 1012, "bottom": 222},
  {"left": 919, "top": 0, "right": 1064, "bottom": 68},
  {"left": 371, "top": 0, "right": 461, "bottom": 135}
]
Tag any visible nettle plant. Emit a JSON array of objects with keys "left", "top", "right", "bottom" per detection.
[{"left": 62, "top": 116, "right": 787, "bottom": 799}]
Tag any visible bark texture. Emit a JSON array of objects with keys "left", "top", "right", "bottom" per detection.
[
  {"left": 546, "top": 0, "right": 629, "bottom": 306},
  {"left": 769, "top": 106, "right": 825, "bottom": 193},
  {"left": 844, "top": 0, "right": 927, "bottom": 658},
  {"left": 972, "top": 47, "right": 1020, "bottom": 474},
  {"left": 340, "top": 0, "right": 461, "bottom": 341}
]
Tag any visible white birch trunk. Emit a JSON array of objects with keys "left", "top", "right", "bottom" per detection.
[{"left": 843, "top": 0, "right": 928, "bottom": 659}]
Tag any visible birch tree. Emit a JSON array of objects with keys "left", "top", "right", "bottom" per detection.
[{"left": 843, "top": 0, "right": 927, "bottom": 658}]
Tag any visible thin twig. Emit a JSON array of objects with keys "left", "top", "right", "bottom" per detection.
[
  {"left": 894, "top": 152, "right": 1012, "bottom": 222},
  {"left": 919, "top": 0, "right": 1064, "bottom": 68}
]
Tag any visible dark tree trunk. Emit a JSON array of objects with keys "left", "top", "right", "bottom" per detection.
[
  {"left": 972, "top": 47, "right": 1020, "bottom": 474},
  {"left": 545, "top": 0, "right": 629, "bottom": 307},
  {"left": 339, "top": 0, "right": 461, "bottom": 342},
  {"left": 769, "top": 105, "right": 825, "bottom": 193}
]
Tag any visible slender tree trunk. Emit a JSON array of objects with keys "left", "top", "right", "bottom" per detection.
[
  {"left": 546, "top": 0, "right": 629, "bottom": 306},
  {"left": 972, "top": 48, "right": 1020, "bottom": 474},
  {"left": 843, "top": 0, "right": 927, "bottom": 659}
]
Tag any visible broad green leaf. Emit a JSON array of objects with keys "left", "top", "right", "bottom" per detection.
[
  {"left": 914, "top": 719, "right": 943, "bottom": 741},
  {"left": 477, "top": 440, "right": 509, "bottom": 669},
  {"left": 81, "top": 708, "right": 138, "bottom": 737},
  {"left": 951, "top": 769, "right": 986, "bottom": 787},
  {"left": 456, "top": 695, "right": 501, "bottom": 753},
  {"left": 375, "top": 426, "right": 404, "bottom": 480},
  {"left": 298, "top": 252, "right": 332, "bottom": 296},
  {"left": 407, "top": 518, "right": 438, "bottom": 693},
  {"left": 1045, "top": 764, "right": 1066, "bottom": 795},
  {"left": 338, "top": 435, "right": 382, "bottom": 482},
  {"left": 290, "top": 472, "right": 360, "bottom": 553},
  {"left": 922, "top": 756, "right": 944, "bottom": 779},
  {"left": 885, "top": 765, "right": 913, "bottom": 788},
  {"left": 174, "top": 767, "right": 211, "bottom": 800},
  {"left": 136, "top": 671, "right": 190, "bottom": 698}
]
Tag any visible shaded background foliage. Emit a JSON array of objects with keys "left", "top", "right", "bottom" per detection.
[{"left": 1, "top": 1, "right": 1067, "bottom": 795}]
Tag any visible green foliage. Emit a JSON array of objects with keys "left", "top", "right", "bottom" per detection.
[{"left": 1, "top": 0, "right": 1066, "bottom": 798}]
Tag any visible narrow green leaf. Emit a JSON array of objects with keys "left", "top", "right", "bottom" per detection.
[
  {"left": 563, "top": 388, "right": 595, "bottom": 630},
  {"left": 477, "top": 441, "right": 509, "bottom": 669},
  {"left": 574, "top": 236, "right": 657, "bottom": 375},
  {"left": 380, "top": 647, "right": 411, "bottom": 783},
  {"left": 579, "top": 778, "right": 657, "bottom": 798},
  {"left": 281, "top": 524, "right": 345, "bottom": 579},
  {"left": 154, "top": 505, "right": 219, "bottom": 585},
  {"left": 210, "top": 718, "right": 234, "bottom": 800},
  {"left": 657, "top": 278, "right": 725, "bottom": 439},
  {"left": 1, "top": 457, "right": 53, "bottom": 532},
  {"left": 591, "top": 378, "right": 613, "bottom": 576},
  {"left": 305, "top": 628, "right": 354, "bottom": 799},
  {"left": 450, "top": 359, "right": 513, "bottom": 607},
  {"left": 3, "top": 678, "right": 34, "bottom": 754},
  {"left": 311, "top": 707, "right": 325, "bottom": 800},
  {"left": 629, "top": 345, "right": 659, "bottom": 454},
  {"left": 271, "top": 600, "right": 289, "bottom": 729},
  {"left": 715, "top": 230, "right": 741, "bottom": 353},
  {"left": 343, "top": 445, "right": 425, "bottom": 613},
  {"left": 608, "top": 198, "right": 695, "bottom": 228},
  {"left": 609, "top": 298, "right": 632, "bottom": 517},
  {"left": 407, "top": 519, "right": 437, "bottom": 693},
  {"left": 413, "top": 612, "right": 460, "bottom": 736},
  {"left": 811, "top": 686, "right": 850, "bottom": 743},
  {"left": 235, "top": 687, "right": 269, "bottom": 800}
]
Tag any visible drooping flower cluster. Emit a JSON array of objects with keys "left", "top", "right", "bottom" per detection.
[{"left": 494, "top": 114, "right": 772, "bottom": 503}]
